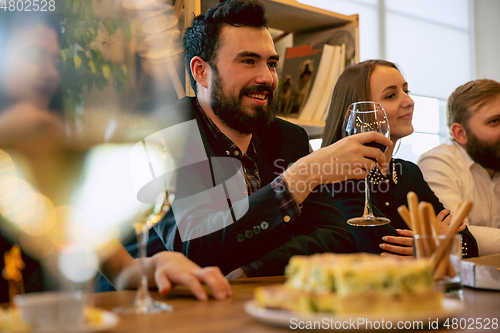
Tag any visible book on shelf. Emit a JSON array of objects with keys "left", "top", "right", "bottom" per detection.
[
  {"left": 294, "top": 24, "right": 360, "bottom": 69},
  {"left": 309, "top": 44, "right": 345, "bottom": 123},
  {"left": 275, "top": 45, "right": 322, "bottom": 118},
  {"left": 275, "top": 44, "right": 345, "bottom": 124}
]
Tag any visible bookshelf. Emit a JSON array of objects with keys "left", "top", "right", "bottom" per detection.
[
  {"left": 180, "top": 0, "right": 359, "bottom": 138},
  {"left": 199, "top": 0, "right": 357, "bottom": 33}
]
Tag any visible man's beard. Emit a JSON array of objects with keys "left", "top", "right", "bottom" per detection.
[
  {"left": 210, "top": 67, "right": 274, "bottom": 134},
  {"left": 464, "top": 129, "right": 500, "bottom": 172}
]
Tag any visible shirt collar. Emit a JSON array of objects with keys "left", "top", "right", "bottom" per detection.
[
  {"left": 194, "top": 100, "right": 256, "bottom": 160},
  {"left": 450, "top": 138, "right": 475, "bottom": 169}
]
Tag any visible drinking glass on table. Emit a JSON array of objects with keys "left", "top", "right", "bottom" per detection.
[
  {"left": 342, "top": 101, "right": 391, "bottom": 226},
  {"left": 414, "top": 234, "right": 463, "bottom": 297},
  {"left": 114, "top": 191, "right": 176, "bottom": 314}
]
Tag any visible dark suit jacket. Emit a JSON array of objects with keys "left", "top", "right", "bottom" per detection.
[{"left": 153, "top": 97, "right": 356, "bottom": 276}]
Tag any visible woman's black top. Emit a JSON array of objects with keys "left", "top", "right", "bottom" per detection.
[{"left": 329, "top": 159, "right": 478, "bottom": 258}]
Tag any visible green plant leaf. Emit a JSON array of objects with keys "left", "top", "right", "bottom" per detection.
[
  {"left": 89, "top": 49, "right": 98, "bottom": 60},
  {"left": 82, "top": 33, "right": 91, "bottom": 45},
  {"left": 82, "top": 2, "right": 89, "bottom": 20},
  {"left": 102, "top": 64, "right": 111, "bottom": 80},
  {"left": 89, "top": 27, "right": 97, "bottom": 39},
  {"left": 60, "top": 50, "right": 67, "bottom": 62},
  {"left": 105, "top": 20, "right": 117, "bottom": 35},
  {"left": 74, "top": 55, "right": 82, "bottom": 69},
  {"left": 89, "top": 61, "right": 96, "bottom": 74},
  {"left": 58, "top": 0, "right": 133, "bottom": 118},
  {"left": 73, "top": 0, "right": 80, "bottom": 14}
]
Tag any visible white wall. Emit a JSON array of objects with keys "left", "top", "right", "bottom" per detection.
[{"left": 474, "top": 0, "right": 500, "bottom": 82}]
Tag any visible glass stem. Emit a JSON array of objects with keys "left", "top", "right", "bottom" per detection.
[
  {"left": 135, "top": 227, "right": 152, "bottom": 307},
  {"left": 363, "top": 176, "right": 375, "bottom": 218}
]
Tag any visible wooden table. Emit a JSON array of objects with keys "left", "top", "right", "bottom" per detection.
[{"left": 92, "top": 276, "right": 499, "bottom": 332}]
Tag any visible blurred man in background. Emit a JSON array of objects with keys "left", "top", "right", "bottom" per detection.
[{"left": 419, "top": 79, "right": 500, "bottom": 256}]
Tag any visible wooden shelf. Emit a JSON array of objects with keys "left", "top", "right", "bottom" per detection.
[{"left": 200, "top": 0, "right": 356, "bottom": 33}]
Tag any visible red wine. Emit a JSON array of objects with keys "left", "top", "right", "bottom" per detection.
[{"left": 365, "top": 141, "right": 387, "bottom": 153}]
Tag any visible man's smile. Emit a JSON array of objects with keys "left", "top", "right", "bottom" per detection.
[{"left": 245, "top": 93, "right": 269, "bottom": 105}]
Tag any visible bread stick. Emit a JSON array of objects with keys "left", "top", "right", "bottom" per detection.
[
  {"left": 427, "top": 205, "right": 456, "bottom": 278},
  {"left": 430, "top": 200, "right": 472, "bottom": 270},
  {"left": 397, "top": 205, "right": 412, "bottom": 231},
  {"left": 408, "top": 192, "right": 426, "bottom": 257}
]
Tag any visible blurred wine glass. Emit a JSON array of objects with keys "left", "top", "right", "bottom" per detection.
[
  {"left": 0, "top": 0, "right": 184, "bottom": 302},
  {"left": 114, "top": 191, "right": 175, "bottom": 314},
  {"left": 342, "top": 101, "right": 391, "bottom": 226}
]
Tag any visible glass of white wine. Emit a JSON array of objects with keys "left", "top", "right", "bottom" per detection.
[{"left": 0, "top": 0, "right": 184, "bottom": 311}]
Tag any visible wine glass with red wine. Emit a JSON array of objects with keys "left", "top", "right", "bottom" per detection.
[{"left": 342, "top": 101, "right": 391, "bottom": 226}]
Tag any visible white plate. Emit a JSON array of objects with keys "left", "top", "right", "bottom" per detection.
[
  {"left": 29, "top": 308, "right": 120, "bottom": 333},
  {"left": 244, "top": 299, "right": 464, "bottom": 330},
  {"left": 82, "top": 309, "right": 120, "bottom": 333}
]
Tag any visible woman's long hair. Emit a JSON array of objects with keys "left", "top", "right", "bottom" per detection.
[
  {"left": 0, "top": 11, "right": 64, "bottom": 115},
  {"left": 321, "top": 59, "right": 399, "bottom": 147}
]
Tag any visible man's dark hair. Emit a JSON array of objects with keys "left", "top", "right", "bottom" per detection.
[{"left": 183, "top": 0, "right": 268, "bottom": 94}]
